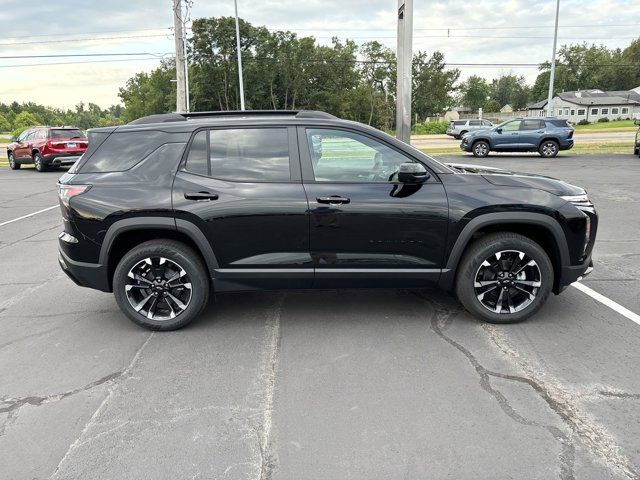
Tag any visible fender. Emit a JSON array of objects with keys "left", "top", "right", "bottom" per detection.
[
  {"left": 438, "top": 212, "right": 570, "bottom": 291},
  {"left": 99, "top": 216, "right": 219, "bottom": 276}
]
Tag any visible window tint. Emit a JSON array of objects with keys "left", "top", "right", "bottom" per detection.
[
  {"left": 502, "top": 120, "right": 521, "bottom": 131},
  {"left": 306, "top": 128, "right": 414, "bottom": 183},
  {"left": 185, "top": 130, "right": 208, "bottom": 176},
  {"left": 521, "top": 119, "right": 544, "bottom": 130},
  {"left": 469, "top": 120, "right": 481, "bottom": 126},
  {"left": 79, "top": 130, "right": 167, "bottom": 173},
  {"left": 453, "top": 120, "right": 466, "bottom": 126},
  {"left": 208, "top": 128, "right": 290, "bottom": 182},
  {"left": 50, "top": 129, "right": 84, "bottom": 139}
]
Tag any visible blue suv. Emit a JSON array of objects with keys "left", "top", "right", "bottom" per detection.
[{"left": 461, "top": 118, "right": 574, "bottom": 158}]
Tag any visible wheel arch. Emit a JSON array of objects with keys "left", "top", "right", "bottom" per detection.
[
  {"left": 439, "top": 212, "right": 569, "bottom": 294},
  {"left": 100, "top": 217, "right": 218, "bottom": 291},
  {"left": 537, "top": 136, "right": 560, "bottom": 148}
]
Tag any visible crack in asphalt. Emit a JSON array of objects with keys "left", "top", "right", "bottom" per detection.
[
  {"left": 0, "top": 224, "right": 59, "bottom": 251},
  {"left": 413, "top": 293, "right": 577, "bottom": 480},
  {"left": 0, "top": 371, "right": 123, "bottom": 438}
]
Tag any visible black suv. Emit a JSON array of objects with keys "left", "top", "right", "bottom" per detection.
[{"left": 57, "top": 111, "right": 597, "bottom": 330}]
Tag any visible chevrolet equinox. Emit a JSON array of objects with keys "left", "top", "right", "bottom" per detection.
[{"left": 57, "top": 111, "right": 597, "bottom": 330}]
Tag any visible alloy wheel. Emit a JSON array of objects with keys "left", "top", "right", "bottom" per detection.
[
  {"left": 541, "top": 142, "right": 557, "bottom": 157},
  {"left": 474, "top": 250, "right": 541, "bottom": 314},
  {"left": 125, "top": 256, "right": 193, "bottom": 321},
  {"left": 9, "top": 154, "right": 15, "bottom": 168},
  {"left": 473, "top": 142, "right": 488, "bottom": 156}
]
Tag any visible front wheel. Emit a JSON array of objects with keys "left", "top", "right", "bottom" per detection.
[
  {"left": 8, "top": 153, "right": 20, "bottom": 170},
  {"left": 539, "top": 140, "right": 559, "bottom": 158},
  {"left": 472, "top": 140, "right": 490, "bottom": 157},
  {"left": 113, "top": 240, "right": 210, "bottom": 330},
  {"left": 455, "top": 232, "right": 553, "bottom": 323}
]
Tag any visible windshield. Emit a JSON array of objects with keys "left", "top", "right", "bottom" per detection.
[{"left": 50, "top": 129, "right": 85, "bottom": 140}]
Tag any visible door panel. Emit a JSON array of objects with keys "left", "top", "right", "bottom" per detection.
[
  {"left": 493, "top": 120, "right": 521, "bottom": 149},
  {"left": 520, "top": 119, "right": 545, "bottom": 148},
  {"left": 299, "top": 127, "right": 449, "bottom": 288},
  {"left": 172, "top": 127, "right": 311, "bottom": 291}
]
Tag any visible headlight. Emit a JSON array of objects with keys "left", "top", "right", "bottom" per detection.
[
  {"left": 561, "top": 194, "right": 593, "bottom": 209},
  {"left": 561, "top": 194, "right": 593, "bottom": 255}
]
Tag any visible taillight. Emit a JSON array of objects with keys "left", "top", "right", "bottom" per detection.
[{"left": 58, "top": 183, "right": 91, "bottom": 207}]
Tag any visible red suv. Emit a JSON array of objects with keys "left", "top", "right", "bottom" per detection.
[{"left": 7, "top": 126, "right": 88, "bottom": 172}]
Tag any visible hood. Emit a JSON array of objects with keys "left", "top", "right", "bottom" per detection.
[{"left": 445, "top": 162, "right": 586, "bottom": 196}]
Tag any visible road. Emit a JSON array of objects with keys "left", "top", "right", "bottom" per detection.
[
  {"left": 411, "top": 130, "right": 635, "bottom": 149},
  {"left": 0, "top": 155, "right": 639, "bottom": 480}
]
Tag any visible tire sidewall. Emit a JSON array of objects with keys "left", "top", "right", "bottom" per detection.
[
  {"left": 8, "top": 153, "right": 18, "bottom": 169},
  {"left": 113, "top": 241, "right": 209, "bottom": 330},
  {"left": 456, "top": 234, "right": 553, "bottom": 323},
  {"left": 34, "top": 153, "right": 45, "bottom": 171},
  {"left": 472, "top": 140, "right": 489, "bottom": 157},
  {"left": 539, "top": 140, "right": 559, "bottom": 158}
]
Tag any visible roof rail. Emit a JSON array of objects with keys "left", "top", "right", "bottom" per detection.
[{"left": 128, "top": 109, "right": 337, "bottom": 125}]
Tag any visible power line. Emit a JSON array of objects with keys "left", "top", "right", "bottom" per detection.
[
  {"left": 0, "top": 57, "right": 169, "bottom": 68},
  {"left": 265, "top": 23, "right": 640, "bottom": 32},
  {"left": 0, "top": 34, "right": 172, "bottom": 47},
  {"left": 0, "top": 52, "right": 171, "bottom": 59},
  {"left": 0, "top": 28, "right": 172, "bottom": 41}
]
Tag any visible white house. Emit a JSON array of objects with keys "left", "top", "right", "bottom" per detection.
[{"left": 527, "top": 87, "right": 640, "bottom": 122}]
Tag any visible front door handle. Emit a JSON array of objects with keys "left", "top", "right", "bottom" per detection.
[
  {"left": 184, "top": 191, "right": 219, "bottom": 201},
  {"left": 317, "top": 196, "right": 350, "bottom": 205}
]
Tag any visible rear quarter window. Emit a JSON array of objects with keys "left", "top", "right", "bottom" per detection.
[{"left": 77, "top": 130, "right": 168, "bottom": 173}]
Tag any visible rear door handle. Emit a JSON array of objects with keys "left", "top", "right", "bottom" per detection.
[
  {"left": 317, "top": 196, "right": 350, "bottom": 205},
  {"left": 184, "top": 191, "right": 219, "bottom": 201}
]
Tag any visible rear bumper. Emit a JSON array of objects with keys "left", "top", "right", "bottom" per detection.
[
  {"left": 58, "top": 247, "right": 111, "bottom": 292},
  {"left": 559, "top": 139, "right": 574, "bottom": 151},
  {"left": 43, "top": 154, "right": 82, "bottom": 166}
]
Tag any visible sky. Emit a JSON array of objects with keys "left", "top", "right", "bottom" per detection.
[{"left": 0, "top": 0, "right": 639, "bottom": 109}]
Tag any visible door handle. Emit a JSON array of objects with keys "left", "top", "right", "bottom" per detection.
[
  {"left": 184, "top": 191, "right": 219, "bottom": 201},
  {"left": 317, "top": 196, "right": 350, "bottom": 205}
]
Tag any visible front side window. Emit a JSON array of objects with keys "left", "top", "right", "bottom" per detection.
[
  {"left": 482, "top": 120, "right": 492, "bottom": 126},
  {"left": 501, "top": 120, "right": 521, "bottom": 132},
  {"left": 306, "top": 128, "right": 415, "bottom": 183},
  {"left": 185, "top": 128, "right": 291, "bottom": 182}
]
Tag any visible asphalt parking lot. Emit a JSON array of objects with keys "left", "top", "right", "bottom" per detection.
[{"left": 1, "top": 153, "right": 639, "bottom": 480}]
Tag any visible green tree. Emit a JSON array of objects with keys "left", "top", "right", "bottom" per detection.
[
  {"left": 0, "top": 113, "right": 11, "bottom": 132},
  {"left": 12, "top": 111, "right": 40, "bottom": 136},
  {"left": 412, "top": 51, "right": 460, "bottom": 119},
  {"left": 459, "top": 75, "right": 490, "bottom": 112},
  {"left": 490, "top": 74, "right": 530, "bottom": 110}
]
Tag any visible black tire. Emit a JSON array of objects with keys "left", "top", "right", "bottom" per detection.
[
  {"left": 8, "top": 153, "right": 20, "bottom": 170},
  {"left": 455, "top": 232, "right": 553, "bottom": 324},
  {"left": 538, "top": 140, "right": 559, "bottom": 158},
  {"left": 113, "top": 240, "right": 210, "bottom": 331},
  {"left": 472, "top": 140, "right": 490, "bottom": 157},
  {"left": 33, "top": 152, "right": 47, "bottom": 172}
]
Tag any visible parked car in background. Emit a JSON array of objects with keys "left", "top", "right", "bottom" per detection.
[
  {"left": 57, "top": 110, "right": 596, "bottom": 331},
  {"left": 7, "top": 126, "right": 88, "bottom": 172},
  {"left": 460, "top": 118, "right": 574, "bottom": 158},
  {"left": 446, "top": 119, "right": 494, "bottom": 139},
  {"left": 634, "top": 119, "right": 640, "bottom": 156}
]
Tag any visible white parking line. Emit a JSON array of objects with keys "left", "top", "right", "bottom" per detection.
[
  {"left": 0, "top": 205, "right": 58, "bottom": 227},
  {"left": 572, "top": 282, "right": 640, "bottom": 327}
]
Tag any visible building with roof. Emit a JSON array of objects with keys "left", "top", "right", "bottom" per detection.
[{"left": 527, "top": 87, "right": 640, "bottom": 122}]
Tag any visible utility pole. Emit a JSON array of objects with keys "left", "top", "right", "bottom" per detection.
[
  {"left": 395, "top": 0, "right": 413, "bottom": 144},
  {"left": 546, "top": 0, "right": 560, "bottom": 117},
  {"left": 234, "top": 0, "right": 246, "bottom": 110},
  {"left": 173, "top": 0, "right": 187, "bottom": 112}
]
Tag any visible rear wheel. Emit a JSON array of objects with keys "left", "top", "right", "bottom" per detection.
[
  {"left": 33, "top": 152, "right": 47, "bottom": 172},
  {"left": 472, "top": 140, "right": 490, "bottom": 157},
  {"left": 113, "top": 240, "right": 210, "bottom": 331},
  {"left": 455, "top": 232, "right": 553, "bottom": 323},
  {"left": 539, "top": 140, "right": 559, "bottom": 158},
  {"left": 8, "top": 153, "right": 20, "bottom": 170}
]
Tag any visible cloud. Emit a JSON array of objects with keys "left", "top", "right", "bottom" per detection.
[{"left": 0, "top": 0, "right": 638, "bottom": 108}]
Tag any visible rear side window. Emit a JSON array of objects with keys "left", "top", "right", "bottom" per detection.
[
  {"left": 78, "top": 131, "right": 167, "bottom": 173},
  {"left": 184, "top": 128, "right": 291, "bottom": 182},
  {"left": 521, "top": 119, "right": 545, "bottom": 130},
  {"left": 546, "top": 119, "right": 570, "bottom": 127},
  {"left": 469, "top": 120, "right": 481, "bottom": 126},
  {"left": 453, "top": 120, "right": 466, "bottom": 126}
]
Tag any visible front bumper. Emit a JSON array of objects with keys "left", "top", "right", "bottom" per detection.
[
  {"left": 558, "top": 257, "right": 593, "bottom": 292},
  {"left": 58, "top": 247, "right": 111, "bottom": 292},
  {"left": 460, "top": 138, "right": 472, "bottom": 152}
]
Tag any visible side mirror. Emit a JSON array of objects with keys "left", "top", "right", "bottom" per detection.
[
  {"left": 496, "top": 128, "right": 503, "bottom": 134},
  {"left": 635, "top": 119, "right": 640, "bottom": 126},
  {"left": 398, "top": 162, "right": 430, "bottom": 183}
]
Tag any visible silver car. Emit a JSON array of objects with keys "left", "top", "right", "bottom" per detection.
[{"left": 446, "top": 119, "right": 494, "bottom": 139}]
